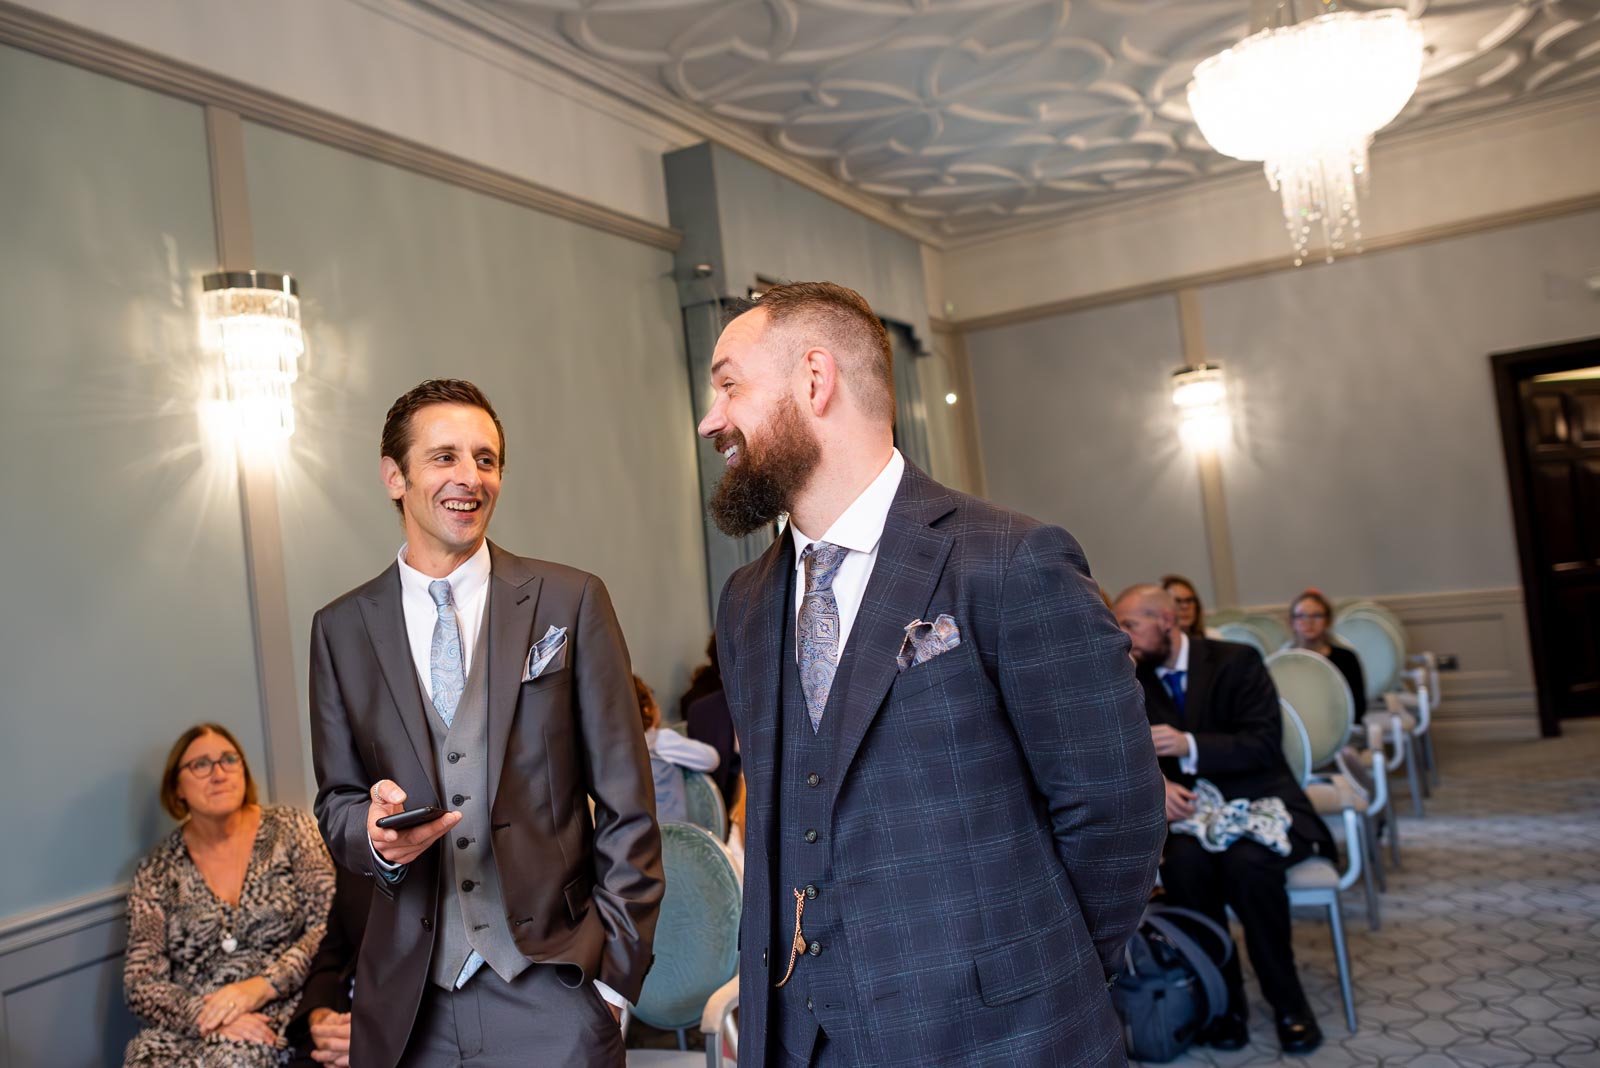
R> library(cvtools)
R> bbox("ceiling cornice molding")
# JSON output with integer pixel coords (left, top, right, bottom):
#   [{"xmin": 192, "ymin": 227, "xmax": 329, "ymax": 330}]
[
  {"xmin": 415, "ymin": 0, "xmax": 947, "ymax": 249},
  {"xmin": 949, "ymin": 192, "xmax": 1600, "ymax": 335}
]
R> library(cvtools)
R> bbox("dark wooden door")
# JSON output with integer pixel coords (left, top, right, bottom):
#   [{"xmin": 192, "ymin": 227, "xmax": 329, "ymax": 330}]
[{"xmin": 1495, "ymin": 337, "xmax": 1600, "ymax": 736}]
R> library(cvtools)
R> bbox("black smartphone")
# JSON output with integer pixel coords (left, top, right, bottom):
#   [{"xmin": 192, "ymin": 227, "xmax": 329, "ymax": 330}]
[{"xmin": 376, "ymin": 805, "xmax": 447, "ymax": 830}]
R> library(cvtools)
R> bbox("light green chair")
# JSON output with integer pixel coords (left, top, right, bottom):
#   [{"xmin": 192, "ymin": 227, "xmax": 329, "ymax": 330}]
[
  {"xmin": 628, "ymin": 822, "xmax": 741, "ymax": 1067},
  {"xmin": 682, "ymin": 770, "xmax": 728, "ymax": 841},
  {"xmin": 1243, "ymin": 612, "xmax": 1291, "ymax": 653},
  {"xmin": 1279, "ymin": 703, "xmax": 1362, "ymax": 1032},
  {"xmin": 1216, "ymin": 620, "xmax": 1271, "ymax": 658},
  {"xmin": 1334, "ymin": 606, "xmax": 1430, "ymax": 815}
]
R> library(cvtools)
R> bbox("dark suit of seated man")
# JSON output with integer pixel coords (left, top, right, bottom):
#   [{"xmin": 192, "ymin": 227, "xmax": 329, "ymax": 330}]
[
  {"xmin": 285, "ymin": 861, "xmax": 371, "ymax": 1067},
  {"xmin": 1113, "ymin": 584, "xmax": 1333, "ymax": 1055}
]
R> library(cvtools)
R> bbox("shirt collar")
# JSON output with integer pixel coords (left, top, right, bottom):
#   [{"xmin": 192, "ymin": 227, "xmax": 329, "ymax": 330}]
[
  {"xmin": 397, "ymin": 539, "xmax": 491, "ymax": 606},
  {"xmin": 790, "ymin": 449, "xmax": 905, "ymax": 569},
  {"xmin": 1157, "ymin": 631, "xmax": 1190, "ymax": 677}
]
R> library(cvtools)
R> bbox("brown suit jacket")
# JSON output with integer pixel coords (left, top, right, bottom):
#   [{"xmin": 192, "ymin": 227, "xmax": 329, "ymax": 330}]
[{"xmin": 309, "ymin": 542, "xmax": 663, "ymax": 1068}]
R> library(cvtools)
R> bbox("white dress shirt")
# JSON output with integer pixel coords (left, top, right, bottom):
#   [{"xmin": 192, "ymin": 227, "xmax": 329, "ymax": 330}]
[
  {"xmin": 788, "ymin": 448, "xmax": 905, "ymax": 654},
  {"xmin": 1154, "ymin": 631, "xmax": 1200, "ymax": 775},
  {"xmin": 380, "ymin": 540, "xmax": 622, "ymax": 1007}
]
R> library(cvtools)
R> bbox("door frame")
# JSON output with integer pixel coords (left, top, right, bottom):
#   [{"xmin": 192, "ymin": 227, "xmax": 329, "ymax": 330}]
[{"xmin": 1491, "ymin": 335, "xmax": 1600, "ymax": 738}]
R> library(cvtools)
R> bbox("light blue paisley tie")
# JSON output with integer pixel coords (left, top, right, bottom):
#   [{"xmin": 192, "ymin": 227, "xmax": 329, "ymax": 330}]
[
  {"xmin": 797, "ymin": 542, "xmax": 849, "ymax": 733},
  {"xmin": 428, "ymin": 580, "xmax": 465, "ymax": 728}
]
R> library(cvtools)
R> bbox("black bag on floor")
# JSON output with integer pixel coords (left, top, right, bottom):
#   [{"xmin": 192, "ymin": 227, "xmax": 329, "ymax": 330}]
[{"xmin": 1109, "ymin": 905, "xmax": 1234, "ymax": 1063}]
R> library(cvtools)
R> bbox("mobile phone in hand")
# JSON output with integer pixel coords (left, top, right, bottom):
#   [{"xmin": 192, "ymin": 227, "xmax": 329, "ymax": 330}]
[{"xmin": 375, "ymin": 805, "xmax": 447, "ymax": 830}]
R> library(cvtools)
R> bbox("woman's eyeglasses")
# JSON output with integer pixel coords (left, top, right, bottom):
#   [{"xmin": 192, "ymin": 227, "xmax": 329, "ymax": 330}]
[{"xmin": 181, "ymin": 752, "xmax": 243, "ymax": 777}]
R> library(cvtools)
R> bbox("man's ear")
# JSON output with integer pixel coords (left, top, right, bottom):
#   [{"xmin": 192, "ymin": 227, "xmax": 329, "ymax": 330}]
[
  {"xmin": 803, "ymin": 346, "xmax": 840, "ymax": 417},
  {"xmin": 381, "ymin": 455, "xmax": 406, "ymax": 503}
]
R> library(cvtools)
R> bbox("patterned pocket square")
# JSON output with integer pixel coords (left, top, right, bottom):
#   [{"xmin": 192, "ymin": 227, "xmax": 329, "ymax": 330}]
[
  {"xmin": 897, "ymin": 614, "xmax": 961, "ymax": 672},
  {"xmin": 522, "ymin": 625, "xmax": 568, "ymax": 682}
]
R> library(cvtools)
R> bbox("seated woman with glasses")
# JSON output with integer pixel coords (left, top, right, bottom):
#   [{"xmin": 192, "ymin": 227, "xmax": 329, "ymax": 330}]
[
  {"xmin": 1289, "ymin": 589, "xmax": 1367, "ymax": 710},
  {"xmin": 1162, "ymin": 573, "xmax": 1220, "ymax": 639},
  {"xmin": 122, "ymin": 723, "xmax": 334, "ymax": 1067}
]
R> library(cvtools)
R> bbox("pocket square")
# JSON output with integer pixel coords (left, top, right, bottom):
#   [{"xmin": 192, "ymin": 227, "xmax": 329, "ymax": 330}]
[
  {"xmin": 522, "ymin": 625, "xmax": 568, "ymax": 682},
  {"xmin": 897, "ymin": 614, "xmax": 961, "ymax": 672}
]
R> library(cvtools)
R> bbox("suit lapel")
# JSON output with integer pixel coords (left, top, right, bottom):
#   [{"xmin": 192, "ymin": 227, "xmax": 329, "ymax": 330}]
[
  {"xmin": 485, "ymin": 543, "xmax": 541, "ymax": 809},
  {"xmin": 739, "ymin": 531, "xmax": 793, "ymax": 853},
  {"xmin": 827, "ymin": 466, "xmax": 954, "ymax": 804},
  {"xmin": 356, "ymin": 564, "xmax": 440, "ymax": 798},
  {"xmin": 1185, "ymin": 635, "xmax": 1215, "ymax": 730}
]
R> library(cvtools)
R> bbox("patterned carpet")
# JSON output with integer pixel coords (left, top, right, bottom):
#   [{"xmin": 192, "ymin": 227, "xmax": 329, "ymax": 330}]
[{"xmin": 1144, "ymin": 720, "xmax": 1600, "ymax": 1067}]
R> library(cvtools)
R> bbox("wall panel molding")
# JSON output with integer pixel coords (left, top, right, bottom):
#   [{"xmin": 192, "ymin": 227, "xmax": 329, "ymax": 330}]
[{"xmin": 0, "ymin": 0, "xmax": 680, "ymax": 252}]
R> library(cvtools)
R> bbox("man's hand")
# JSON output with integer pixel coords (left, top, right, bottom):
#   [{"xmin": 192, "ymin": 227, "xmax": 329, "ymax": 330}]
[
  {"xmin": 214, "ymin": 1011, "xmax": 279, "ymax": 1045},
  {"xmin": 1163, "ymin": 780, "xmax": 1197, "ymax": 823},
  {"xmin": 308, "ymin": 1007, "xmax": 352, "ymax": 1065},
  {"xmin": 1150, "ymin": 724, "xmax": 1191, "ymax": 759},
  {"xmin": 367, "ymin": 780, "xmax": 461, "ymax": 865},
  {"xmin": 197, "ymin": 976, "xmax": 275, "ymax": 1034}
]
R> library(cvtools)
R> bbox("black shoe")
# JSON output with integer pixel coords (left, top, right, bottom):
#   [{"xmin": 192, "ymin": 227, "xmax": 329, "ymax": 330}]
[
  {"xmin": 1196, "ymin": 1009, "xmax": 1248, "ymax": 1050},
  {"xmin": 1276, "ymin": 1009, "xmax": 1323, "ymax": 1054}
]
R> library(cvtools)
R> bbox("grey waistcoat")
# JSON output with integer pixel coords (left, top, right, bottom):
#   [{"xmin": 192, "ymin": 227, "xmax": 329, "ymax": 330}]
[{"xmin": 422, "ymin": 614, "xmax": 529, "ymax": 989}]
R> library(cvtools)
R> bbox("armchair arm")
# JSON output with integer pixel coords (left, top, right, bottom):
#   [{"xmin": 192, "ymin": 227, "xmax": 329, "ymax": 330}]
[{"xmin": 701, "ymin": 976, "xmax": 739, "ymax": 1068}]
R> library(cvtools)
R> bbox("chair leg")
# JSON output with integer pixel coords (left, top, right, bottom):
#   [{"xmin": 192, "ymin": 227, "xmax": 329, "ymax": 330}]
[
  {"xmin": 1361, "ymin": 837, "xmax": 1382, "ymax": 930},
  {"xmin": 1364, "ymin": 814, "xmax": 1386, "ymax": 893},
  {"xmin": 1406, "ymin": 747, "xmax": 1426, "ymax": 817},
  {"xmin": 1327, "ymin": 899, "xmax": 1357, "ymax": 1032},
  {"xmin": 1423, "ymin": 730, "xmax": 1440, "ymax": 788},
  {"xmin": 677, "ymin": 1028, "xmax": 689, "ymax": 1051},
  {"xmin": 1387, "ymin": 807, "xmax": 1401, "ymax": 870}
]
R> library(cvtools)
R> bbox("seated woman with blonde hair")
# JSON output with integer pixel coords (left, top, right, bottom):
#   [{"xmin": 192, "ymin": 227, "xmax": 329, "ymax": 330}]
[{"xmin": 122, "ymin": 723, "xmax": 334, "ymax": 1067}]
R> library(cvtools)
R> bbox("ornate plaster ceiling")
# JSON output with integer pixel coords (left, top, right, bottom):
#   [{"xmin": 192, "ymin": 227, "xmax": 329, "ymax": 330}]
[{"xmin": 420, "ymin": 0, "xmax": 1600, "ymax": 239}]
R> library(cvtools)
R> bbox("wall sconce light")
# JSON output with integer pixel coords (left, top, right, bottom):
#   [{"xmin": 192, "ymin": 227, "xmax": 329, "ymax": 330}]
[
  {"xmin": 945, "ymin": 392, "xmax": 958, "ymax": 405},
  {"xmin": 201, "ymin": 270, "xmax": 304, "ymax": 440},
  {"xmin": 1172, "ymin": 363, "xmax": 1229, "ymax": 450}
]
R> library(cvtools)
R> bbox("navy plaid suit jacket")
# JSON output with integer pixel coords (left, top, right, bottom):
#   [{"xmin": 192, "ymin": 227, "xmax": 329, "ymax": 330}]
[{"xmin": 716, "ymin": 464, "xmax": 1166, "ymax": 1067}]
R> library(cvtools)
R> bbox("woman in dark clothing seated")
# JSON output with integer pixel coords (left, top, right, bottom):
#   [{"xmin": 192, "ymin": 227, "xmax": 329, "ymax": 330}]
[{"xmin": 1289, "ymin": 589, "xmax": 1367, "ymax": 710}]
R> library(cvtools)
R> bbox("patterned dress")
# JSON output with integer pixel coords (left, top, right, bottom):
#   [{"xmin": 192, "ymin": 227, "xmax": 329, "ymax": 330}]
[{"xmin": 122, "ymin": 805, "xmax": 335, "ymax": 1067}]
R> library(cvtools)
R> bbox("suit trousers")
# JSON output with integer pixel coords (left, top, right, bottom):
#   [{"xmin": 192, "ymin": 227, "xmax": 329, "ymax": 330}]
[
  {"xmin": 1159, "ymin": 832, "xmax": 1314, "ymax": 1018},
  {"xmin": 402, "ymin": 964, "xmax": 624, "ymax": 1068}
]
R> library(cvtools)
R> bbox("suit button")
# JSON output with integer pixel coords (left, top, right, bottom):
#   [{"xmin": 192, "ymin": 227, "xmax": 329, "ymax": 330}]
[
  {"xmin": 452, "ymin": 794, "xmax": 465, "ymax": 806},
  {"xmin": 457, "ymin": 837, "xmax": 469, "ymax": 850},
  {"xmin": 804, "ymin": 884, "xmax": 817, "ymax": 900},
  {"xmin": 806, "ymin": 772, "xmax": 820, "ymax": 787},
  {"xmin": 447, "ymin": 752, "xmax": 461, "ymax": 764},
  {"xmin": 421, "ymin": 917, "xmax": 433, "ymax": 931},
  {"xmin": 461, "ymin": 879, "xmax": 475, "ymax": 892},
  {"xmin": 808, "ymin": 941, "xmax": 822, "ymax": 957},
  {"xmin": 761, "ymin": 948, "xmax": 768, "ymax": 968},
  {"xmin": 806, "ymin": 997, "xmax": 813, "ymax": 1011},
  {"xmin": 803, "ymin": 829, "xmax": 817, "ymax": 843}
]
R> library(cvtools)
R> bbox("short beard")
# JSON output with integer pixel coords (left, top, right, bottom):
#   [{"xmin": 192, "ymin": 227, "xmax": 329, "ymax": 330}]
[{"xmin": 708, "ymin": 396, "xmax": 821, "ymax": 538}]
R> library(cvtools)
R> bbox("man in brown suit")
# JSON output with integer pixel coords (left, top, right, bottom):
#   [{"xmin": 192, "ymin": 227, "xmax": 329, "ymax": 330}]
[{"xmin": 310, "ymin": 379, "xmax": 663, "ymax": 1068}]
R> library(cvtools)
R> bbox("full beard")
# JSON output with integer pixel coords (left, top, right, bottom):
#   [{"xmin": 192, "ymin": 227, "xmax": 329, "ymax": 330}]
[{"xmin": 708, "ymin": 396, "xmax": 822, "ymax": 538}]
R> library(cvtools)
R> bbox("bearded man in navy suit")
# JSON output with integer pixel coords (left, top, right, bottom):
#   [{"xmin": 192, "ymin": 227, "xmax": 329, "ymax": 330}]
[{"xmin": 697, "ymin": 282, "xmax": 1166, "ymax": 1067}]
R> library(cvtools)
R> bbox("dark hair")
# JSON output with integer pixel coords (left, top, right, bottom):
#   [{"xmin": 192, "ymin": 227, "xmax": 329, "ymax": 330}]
[
  {"xmin": 633, "ymin": 675, "xmax": 661, "ymax": 732},
  {"xmin": 159, "ymin": 723, "xmax": 258, "ymax": 821},
  {"xmin": 755, "ymin": 281, "xmax": 896, "ymax": 422},
  {"xmin": 1291, "ymin": 588, "xmax": 1334, "ymax": 623},
  {"xmin": 678, "ymin": 634, "xmax": 723, "ymax": 720},
  {"xmin": 1161, "ymin": 573, "xmax": 1206, "ymax": 637},
  {"xmin": 380, "ymin": 379, "xmax": 506, "ymax": 515}
]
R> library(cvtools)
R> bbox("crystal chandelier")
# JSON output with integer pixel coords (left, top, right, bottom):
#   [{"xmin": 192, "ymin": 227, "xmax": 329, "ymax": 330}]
[
  {"xmin": 1188, "ymin": 6, "xmax": 1424, "ymax": 265},
  {"xmin": 200, "ymin": 271, "xmax": 304, "ymax": 440}
]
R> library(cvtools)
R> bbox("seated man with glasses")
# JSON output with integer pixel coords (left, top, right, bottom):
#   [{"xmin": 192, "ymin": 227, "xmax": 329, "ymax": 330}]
[{"xmin": 122, "ymin": 723, "xmax": 335, "ymax": 1067}]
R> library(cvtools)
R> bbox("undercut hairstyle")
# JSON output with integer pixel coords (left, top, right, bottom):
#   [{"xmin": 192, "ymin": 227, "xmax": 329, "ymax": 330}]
[
  {"xmin": 159, "ymin": 723, "xmax": 258, "ymax": 821},
  {"xmin": 380, "ymin": 378, "xmax": 506, "ymax": 515},
  {"xmin": 755, "ymin": 281, "xmax": 896, "ymax": 424}
]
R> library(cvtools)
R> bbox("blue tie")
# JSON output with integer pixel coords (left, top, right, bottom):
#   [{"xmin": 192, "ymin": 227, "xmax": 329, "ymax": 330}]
[
  {"xmin": 797, "ymin": 543, "xmax": 849, "ymax": 733},
  {"xmin": 1163, "ymin": 670, "xmax": 1187, "ymax": 720},
  {"xmin": 428, "ymin": 580, "xmax": 465, "ymax": 728}
]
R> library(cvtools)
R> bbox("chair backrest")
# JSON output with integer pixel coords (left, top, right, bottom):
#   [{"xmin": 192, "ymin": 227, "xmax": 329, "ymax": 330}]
[
  {"xmin": 632, "ymin": 822, "xmax": 742, "ymax": 1030},
  {"xmin": 1242, "ymin": 612, "xmax": 1291, "ymax": 653},
  {"xmin": 1339, "ymin": 599, "xmax": 1406, "ymax": 640},
  {"xmin": 1330, "ymin": 610, "xmax": 1404, "ymax": 698},
  {"xmin": 1216, "ymin": 621, "xmax": 1270, "ymax": 657},
  {"xmin": 1207, "ymin": 608, "xmax": 1245, "ymax": 628},
  {"xmin": 682, "ymin": 770, "xmax": 727, "ymax": 839},
  {"xmin": 1279, "ymin": 699, "xmax": 1312, "ymax": 788},
  {"xmin": 1265, "ymin": 649, "xmax": 1354, "ymax": 769}
]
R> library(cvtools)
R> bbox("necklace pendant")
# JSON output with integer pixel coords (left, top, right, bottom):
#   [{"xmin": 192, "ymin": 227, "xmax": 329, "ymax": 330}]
[{"xmin": 221, "ymin": 935, "xmax": 238, "ymax": 953}]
